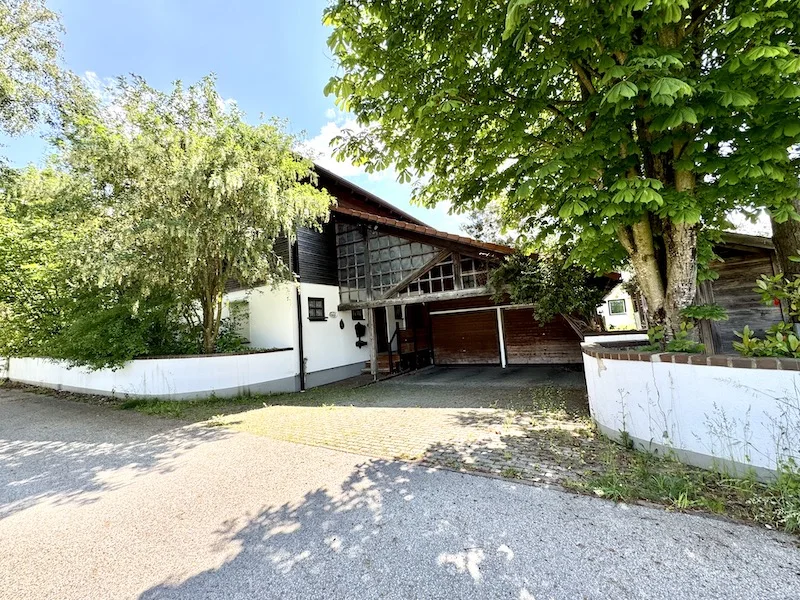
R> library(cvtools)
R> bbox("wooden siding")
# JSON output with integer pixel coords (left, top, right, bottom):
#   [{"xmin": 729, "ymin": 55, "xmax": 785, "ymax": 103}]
[
  {"xmin": 431, "ymin": 311, "xmax": 500, "ymax": 365},
  {"xmin": 503, "ymin": 309, "xmax": 583, "ymax": 364},
  {"xmin": 297, "ymin": 222, "xmax": 338, "ymax": 286},
  {"xmin": 710, "ymin": 251, "xmax": 783, "ymax": 352}
]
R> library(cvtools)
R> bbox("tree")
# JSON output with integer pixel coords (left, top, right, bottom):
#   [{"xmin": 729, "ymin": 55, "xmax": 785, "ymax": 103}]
[
  {"xmin": 772, "ymin": 204, "xmax": 800, "ymax": 278},
  {"xmin": 58, "ymin": 75, "xmax": 334, "ymax": 353},
  {"xmin": 0, "ymin": 0, "xmax": 64, "ymax": 137},
  {"xmin": 461, "ymin": 199, "xmax": 515, "ymax": 246},
  {"xmin": 324, "ymin": 0, "xmax": 800, "ymax": 337}
]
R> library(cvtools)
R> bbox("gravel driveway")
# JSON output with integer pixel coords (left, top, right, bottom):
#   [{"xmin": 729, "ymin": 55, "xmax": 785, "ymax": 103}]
[{"xmin": 2, "ymin": 386, "xmax": 800, "ymax": 599}]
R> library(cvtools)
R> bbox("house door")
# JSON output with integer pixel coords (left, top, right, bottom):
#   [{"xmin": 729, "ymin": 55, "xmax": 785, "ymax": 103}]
[{"xmin": 375, "ymin": 307, "xmax": 389, "ymax": 353}]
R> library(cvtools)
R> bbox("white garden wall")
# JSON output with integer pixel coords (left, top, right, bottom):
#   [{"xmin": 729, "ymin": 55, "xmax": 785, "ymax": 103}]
[
  {"xmin": 582, "ymin": 346, "xmax": 800, "ymax": 478},
  {"xmin": 6, "ymin": 350, "xmax": 297, "ymax": 400}
]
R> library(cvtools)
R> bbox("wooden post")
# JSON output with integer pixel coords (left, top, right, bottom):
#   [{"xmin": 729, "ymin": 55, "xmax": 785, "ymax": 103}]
[{"xmin": 368, "ymin": 307, "xmax": 378, "ymax": 380}]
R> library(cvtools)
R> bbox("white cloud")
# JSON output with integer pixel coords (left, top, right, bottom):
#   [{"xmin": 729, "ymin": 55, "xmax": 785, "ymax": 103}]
[{"xmin": 301, "ymin": 111, "xmax": 398, "ymax": 184}]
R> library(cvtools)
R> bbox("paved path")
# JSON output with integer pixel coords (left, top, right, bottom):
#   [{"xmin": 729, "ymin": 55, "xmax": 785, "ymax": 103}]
[
  {"xmin": 228, "ymin": 367, "xmax": 606, "ymax": 484},
  {"xmin": 2, "ymin": 387, "xmax": 800, "ymax": 599}
]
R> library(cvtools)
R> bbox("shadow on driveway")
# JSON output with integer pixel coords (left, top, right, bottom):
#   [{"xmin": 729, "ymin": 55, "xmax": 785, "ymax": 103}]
[{"xmin": 0, "ymin": 388, "xmax": 231, "ymax": 519}]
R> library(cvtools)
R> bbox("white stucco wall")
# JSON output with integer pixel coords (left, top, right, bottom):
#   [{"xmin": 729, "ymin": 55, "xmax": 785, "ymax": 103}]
[
  {"xmin": 299, "ymin": 282, "xmax": 370, "ymax": 377},
  {"xmin": 584, "ymin": 332, "xmax": 649, "ymax": 345},
  {"xmin": 7, "ymin": 351, "xmax": 298, "ymax": 400},
  {"xmin": 582, "ymin": 349, "xmax": 800, "ymax": 477},
  {"xmin": 223, "ymin": 283, "xmax": 298, "ymax": 350}
]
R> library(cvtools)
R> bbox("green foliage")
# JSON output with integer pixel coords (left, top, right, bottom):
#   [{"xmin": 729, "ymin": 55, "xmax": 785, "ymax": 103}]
[
  {"xmin": 642, "ymin": 305, "xmax": 725, "ymax": 352},
  {"xmin": 0, "ymin": 0, "xmax": 64, "ymax": 138},
  {"xmin": 680, "ymin": 303, "xmax": 728, "ymax": 323},
  {"xmin": 488, "ymin": 249, "xmax": 609, "ymax": 325},
  {"xmin": 734, "ymin": 273, "xmax": 800, "ymax": 358},
  {"xmin": 643, "ymin": 322, "xmax": 706, "ymax": 353},
  {"xmin": 57, "ymin": 74, "xmax": 334, "ymax": 353},
  {"xmin": 585, "ymin": 446, "xmax": 800, "ymax": 533},
  {"xmin": 324, "ymin": 0, "xmax": 800, "ymax": 333},
  {"xmin": 734, "ymin": 323, "xmax": 800, "ymax": 358},
  {"xmin": 754, "ymin": 273, "xmax": 800, "ymax": 319}
]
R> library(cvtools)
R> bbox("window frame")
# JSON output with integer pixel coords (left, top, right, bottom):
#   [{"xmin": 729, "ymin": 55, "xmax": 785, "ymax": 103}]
[
  {"xmin": 607, "ymin": 299, "xmax": 627, "ymax": 316},
  {"xmin": 308, "ymin": 297, "xmax": 327, "ymax": 321}
]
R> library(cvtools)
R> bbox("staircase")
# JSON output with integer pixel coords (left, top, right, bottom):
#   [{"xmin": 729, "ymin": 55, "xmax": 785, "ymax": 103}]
[{"xmin": 361, "ymin": 352, "xmax": 399, "ymax": 375}]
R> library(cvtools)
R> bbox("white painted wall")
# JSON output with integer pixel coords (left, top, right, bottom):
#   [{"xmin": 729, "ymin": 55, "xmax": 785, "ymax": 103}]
[
  {"xmin": 223, "ymin": 283, "xmax": 298, "ymax": 350},
  {"xmin": 584, "ymin": 332, "xmax": 649, "ymax": 345},
  {"xmin": 582, "ymin": 350, "xmax": 800, "ymax": 476},
  {"xmin": 298, "ymin": 282, "xmax": 371, "ymax": 375},
  {"xmin": 7, "ymin": 351, "xmax": 297, "ymax": 400}
]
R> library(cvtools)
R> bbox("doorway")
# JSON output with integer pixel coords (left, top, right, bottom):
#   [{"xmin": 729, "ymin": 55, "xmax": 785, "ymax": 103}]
[{"xmin": 374, "ymin": 307, "xmax": 389, "ymax": 353}]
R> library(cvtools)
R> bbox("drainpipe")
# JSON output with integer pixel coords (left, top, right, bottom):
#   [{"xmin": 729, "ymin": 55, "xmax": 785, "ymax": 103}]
[
  {"xmin": 291, "ymin": 240, "xmax": 305, "ymax": 392},
  {"xmin": 295, "ymin": 286, "xmax": 306, "ymax": 391}
]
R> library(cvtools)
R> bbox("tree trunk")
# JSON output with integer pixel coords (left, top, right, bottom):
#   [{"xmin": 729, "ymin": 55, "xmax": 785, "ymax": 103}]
[
  {"xmin": 201, "ymin": 293, "xmax": 218, "ymax": 354},
  {"xmin": 618, "ymin": 216, "xmax": 666, "ymax": 329},
  {"xmin": 662, "ymin": 220, "xmax": 698, "ymax": 337},
  {"xmin": 771, "ymin": 206, "xmax": 800, "ymax": 278}
]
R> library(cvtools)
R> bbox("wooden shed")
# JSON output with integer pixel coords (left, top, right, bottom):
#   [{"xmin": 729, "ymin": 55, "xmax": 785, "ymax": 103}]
[{"xmin": 698, "ymin": 233, "xmax": 785, "ymax": 354}]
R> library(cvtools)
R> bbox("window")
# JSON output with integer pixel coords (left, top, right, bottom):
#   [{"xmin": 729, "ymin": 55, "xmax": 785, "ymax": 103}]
[
  {"xmin": 308, "ymin": 297, "xmax": 326, "ymax": 321},
  {"xmin": 608, "ymin": 299, "xmax": 627, "ymax": 315},
  {"xmin": 351, "ymin": 309, "xmax": 364, "ymax": 321},
  {"xmin": 394, "ymin": 305, "xmax": 403, "ymax": 320}
]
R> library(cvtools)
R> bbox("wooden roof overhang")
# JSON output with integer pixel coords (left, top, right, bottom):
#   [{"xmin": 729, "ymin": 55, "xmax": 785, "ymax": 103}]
[{"xmin": 332, "ymin": 205, "xmax": 514, "ymax": 261}]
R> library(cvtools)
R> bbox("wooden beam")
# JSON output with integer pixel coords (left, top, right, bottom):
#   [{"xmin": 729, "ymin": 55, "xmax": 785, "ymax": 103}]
[
  {"xmin": 452, "ymin": 252, "xmax": 463, "ymax": 291},
  {"xmin": 363, "ymin": 226, "xmax": 374, "ymax": 301},
  {"xmin": 380, "ymin": 249, "xmax": 451, "ymax": 300},
  {"xmin": 339, "ymin": 286, "xmax": 492, "ymax": 311}
]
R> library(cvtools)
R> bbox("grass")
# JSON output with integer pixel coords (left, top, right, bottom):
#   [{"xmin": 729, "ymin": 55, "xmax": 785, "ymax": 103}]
[{"xmin": 567, "ymin": 444, "xmax": 800, "ymax": 534}]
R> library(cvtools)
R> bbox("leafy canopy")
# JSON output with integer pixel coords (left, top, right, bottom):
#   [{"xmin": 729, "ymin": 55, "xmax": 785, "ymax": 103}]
[
  {"xmin": 0, "ymin": 0, "xmax": 64, "ymax": 137},
  {"xmin": 324, "ymin": 0, "xmax": 800, "ymax": 275},
  {"xmin": 57, "ymin": 75, "xmax": 335, "ymax": 353}
]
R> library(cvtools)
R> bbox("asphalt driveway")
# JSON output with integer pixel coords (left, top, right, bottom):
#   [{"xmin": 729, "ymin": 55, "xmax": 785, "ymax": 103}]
[{"xmin": 2, "ymin": 386, "xmax": 800, "ymax": 599}]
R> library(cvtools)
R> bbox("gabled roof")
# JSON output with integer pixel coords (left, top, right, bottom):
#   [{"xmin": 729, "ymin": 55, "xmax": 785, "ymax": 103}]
[
  {"xmin": 313, "ymin": 164, "xmax": 427, "ymax": 226},
  {"xmin": 332, "ymin": 205, "xmax": 515, "ymax": 257}
]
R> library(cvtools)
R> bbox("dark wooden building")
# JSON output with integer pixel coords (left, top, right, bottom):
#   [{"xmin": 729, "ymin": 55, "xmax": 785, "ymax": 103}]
[{"xmin": 699, "ymin": 233, "xmax": 784, "ymax": 354}]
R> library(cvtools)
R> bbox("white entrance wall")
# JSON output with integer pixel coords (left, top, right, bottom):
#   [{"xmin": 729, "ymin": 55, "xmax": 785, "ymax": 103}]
[
  {"xmin": 298, "ymin": 282, "xmax": 371, "ymax": 386},
  {"xmin": 582, "ymin": 345, "xmax": 800, "ymax": 478}
]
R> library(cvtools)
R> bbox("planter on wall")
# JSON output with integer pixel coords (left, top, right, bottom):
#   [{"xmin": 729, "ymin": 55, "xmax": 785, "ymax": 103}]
[{"xmin": 582, "ymin": 344, "xmax": 800, "ymax": 479}]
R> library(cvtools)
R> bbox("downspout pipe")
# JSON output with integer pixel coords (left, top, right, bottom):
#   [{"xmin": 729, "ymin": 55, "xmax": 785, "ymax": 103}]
[
  {"xmin": 296, "ymin": 285, "xmax": 305, "ymax": 391},
  {"xmin": 291, "ymin": 240, "xmax": 305, "ymax": 392}
]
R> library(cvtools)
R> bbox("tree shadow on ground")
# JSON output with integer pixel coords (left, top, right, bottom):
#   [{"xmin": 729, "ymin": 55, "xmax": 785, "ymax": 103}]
[
  {"xmin": 0, "ymin": 390, "xmax": 232, "ymax": 518},
  {"xmin": 137, "ymin": 459, "xmax": 546, "ymax": 600}
]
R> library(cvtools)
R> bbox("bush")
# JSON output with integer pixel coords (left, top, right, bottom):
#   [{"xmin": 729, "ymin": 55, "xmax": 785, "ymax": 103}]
[{"xmin": 734, "ymin": 274, "xmax": 800, "ymax": 359}]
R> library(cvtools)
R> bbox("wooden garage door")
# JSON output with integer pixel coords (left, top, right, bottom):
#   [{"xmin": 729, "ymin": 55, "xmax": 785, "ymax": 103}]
[
  {"xmin": 503, "ymin": 309, "xmax": 583, "ymax": 364},
  {"xmin": 431, "ymin": 311, "xmax": 500, "ymax": 365}
]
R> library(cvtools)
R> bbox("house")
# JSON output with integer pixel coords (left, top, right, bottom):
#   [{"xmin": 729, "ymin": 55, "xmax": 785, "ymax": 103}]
[
  {"xmin": 596, "ymin": 281, "xmax": 645, "ymax": 331},
  {"xmin": 223, "ymin": 165, "xmax": 587, "ymax": 390}
]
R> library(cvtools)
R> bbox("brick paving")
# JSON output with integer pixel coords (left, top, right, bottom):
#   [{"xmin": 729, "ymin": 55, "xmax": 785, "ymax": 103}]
[{"xmin": 219, "ymin": 368, "xmax": 611, "ymax": 486}]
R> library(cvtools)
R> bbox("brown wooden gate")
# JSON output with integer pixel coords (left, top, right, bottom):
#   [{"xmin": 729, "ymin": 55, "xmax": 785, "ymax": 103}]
[{"xmin": 431, "ymin": 311, "xmax": 500, "ymax": 365}]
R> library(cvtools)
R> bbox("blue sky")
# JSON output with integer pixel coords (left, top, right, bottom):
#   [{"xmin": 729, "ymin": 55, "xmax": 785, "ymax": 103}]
[{"xmin": 0, "ymin": 0, "xmax": 463, "ymax": 232}]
